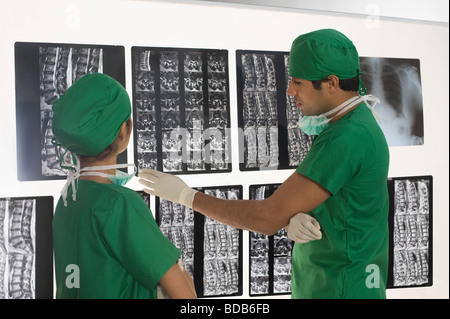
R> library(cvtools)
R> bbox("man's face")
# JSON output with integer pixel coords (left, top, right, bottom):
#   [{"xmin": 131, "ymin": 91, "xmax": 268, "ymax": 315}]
[{"xmin": 287, "ymin": 77, "xmax": 329, "ymax": 116}]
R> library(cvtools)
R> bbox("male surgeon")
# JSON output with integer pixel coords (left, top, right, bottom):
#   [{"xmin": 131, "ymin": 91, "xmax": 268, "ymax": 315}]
[{"xmin": 139, "ymin": 29, "xmax": 390, "ymax": 299}]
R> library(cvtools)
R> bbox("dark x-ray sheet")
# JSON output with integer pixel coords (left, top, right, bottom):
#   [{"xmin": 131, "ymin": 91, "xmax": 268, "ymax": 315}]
[
  {"xmin": 0, "ymin": 196, "xmax": 53, "ymax": 299},
  {"xmin": 387, "ymin": 175, "xmax": 432, "ymax": 289},
  {"xmin": 155, "ymin": 186, "xmax": 242, "ymax": 298},
  {"xmin": 248, "ymin": 184, "xmax": 293, "ymax": 296},
  {"xmin": 132, "ymin": 47, "xmax": 231, "ymax": 174},
  {"xmin": 15, "ymin": 42, "xmax": 126, "ymax": 181},
  {"xmin": 236, "ymin": 50, "xmax": 314, "ymax": 171},
  {"xmin": 360, "ymin": 57, "xmax": 424, "ymax": 146}
]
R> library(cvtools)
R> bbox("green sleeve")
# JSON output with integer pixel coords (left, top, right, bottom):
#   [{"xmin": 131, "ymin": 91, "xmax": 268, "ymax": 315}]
[{"xmin": 97, "ymin": 191, "xmax": 181, "ymax": 290}]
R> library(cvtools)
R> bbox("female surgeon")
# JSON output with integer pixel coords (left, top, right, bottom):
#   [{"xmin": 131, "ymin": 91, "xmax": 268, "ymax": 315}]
[{"xmin": 51, "ymin": 73, "xmax": 196, "ymax": 299}]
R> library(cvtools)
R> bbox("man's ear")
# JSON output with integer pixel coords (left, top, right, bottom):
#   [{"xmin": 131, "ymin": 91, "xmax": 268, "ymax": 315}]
[{"xmin": 326, "ymin": 75, "xmax": 340, "ymax": 92}]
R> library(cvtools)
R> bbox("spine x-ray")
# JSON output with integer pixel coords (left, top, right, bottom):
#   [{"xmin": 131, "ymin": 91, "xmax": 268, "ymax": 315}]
[
  {"xmin": 236, "ymin": 50, "xmax": 313, "ymax": 171},
  {"xmin": 132, "ymin": 47, "xmax": 231, "ymax": 175},
  {"xmin": 202, "ymin": 188, "xmax": 241, "ymax": 297},
  {"xmin": 157, "ymin": 199, "xmax": 195, "ymax": 278},
  {"xmin": 0, "ymin": 196, "xmax": 53, "ymax": 299},
  {"xmin": 0, "ymin": 199, "xmax": 35, "ymax": 299},
  {"xmin": 249, "ymin": 184, "xmax": 293, "ymax": 296},
  {"xmin": 156, "ymin": 186, "xmax": 242, "ymax": 298},
  {"xmin": 387, "ymin": 176, "xmax": 432, "ymax": 289},
  {"xmin": 360, "ymin": 57, "xmax": 424, "ymax": 146},
  {"xmin": 15, "ymin": 42, "xmax": 126, "ymax": 181},
  {"xmin": 39, "ymin": 46, "xmax": 103, "ymax": 177}
]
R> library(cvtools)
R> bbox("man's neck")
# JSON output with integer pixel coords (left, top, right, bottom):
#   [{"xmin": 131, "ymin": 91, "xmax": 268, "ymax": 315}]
[{"xmin": 328, "ymin": 91, "xmax": 360, "ymax": 124}]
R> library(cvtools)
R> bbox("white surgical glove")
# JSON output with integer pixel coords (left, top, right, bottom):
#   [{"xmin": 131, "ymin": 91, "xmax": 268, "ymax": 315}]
[
  {"xmin": 287, "ymin": 213, "xmax": 322, "ymax": 243},
  {"xmin": 138, "ymin": 168, "xmax": 198, "ymax": 209}
]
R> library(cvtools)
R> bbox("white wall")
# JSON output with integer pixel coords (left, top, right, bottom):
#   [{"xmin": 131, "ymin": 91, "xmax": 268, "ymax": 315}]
[
  {"xmin": 202, "ymin": 0, "xmax": 450, "ymax": 23},
  {"xmin": 0, "ymin": 0, "xmax": 448, "ymax": 299}
]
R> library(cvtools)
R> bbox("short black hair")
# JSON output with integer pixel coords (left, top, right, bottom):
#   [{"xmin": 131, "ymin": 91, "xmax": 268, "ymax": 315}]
[{"xmin": 311, "ymin": 76, "xmax": 359, "ymax": 92}]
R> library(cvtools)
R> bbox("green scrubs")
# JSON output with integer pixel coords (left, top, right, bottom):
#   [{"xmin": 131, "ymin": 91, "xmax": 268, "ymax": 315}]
[
  {"xmin": 53, "ymin": 181, "xmax": 181, "ymax": 299},
  {"xmin": 292, "ymin": 103, "xmax": 390, "ymax": 299}
]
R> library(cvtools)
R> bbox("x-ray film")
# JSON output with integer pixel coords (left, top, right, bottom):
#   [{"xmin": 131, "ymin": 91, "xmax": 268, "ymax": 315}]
[
  {"xmin": 360, "ymin": 57, "xmax": 424, "ymax": 146},
  {"xmin": 249, "ymin": 184, "xmax": 293, "ymax": 296},
  {"xmin": 202, "ymin": 187, "xmax": 241, "ymax": 297},
  {"xmin": 156, "ymin": 198, "xmax": 195, "ymax": 279},
  {"xmin": 155, "ymin": 186, "xmax": 242, "ymax": 298},
  {"xmin": 387, "ymin": 176, "xmax": 432, "ymax": 289},
  {"xmin": 15, "ymin": 42, "xmax": 126, "ymax": 181},
  {"xmin": 236, "ymin": 50, "xmax": 314, "ymax": 171},
  {"xmin": 136, "ymin": 191, "xmax": 151, "ymax": 208},
  {"xmin": 0, "ymin": 196, "xmax": 53, "ymax": 299},
  {"xmin": 132, "ymin": 47, "xmax": 231, "ymax": 175}
]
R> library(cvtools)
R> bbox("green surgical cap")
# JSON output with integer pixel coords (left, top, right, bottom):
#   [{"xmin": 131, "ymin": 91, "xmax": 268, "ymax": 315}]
[
  {"xmin": 289, "ymin": 29, "xmax": 366, "ymax": 95},
  {"xmin": 52, "ymin": 73, "xmax": 131, "ymax": 156}
]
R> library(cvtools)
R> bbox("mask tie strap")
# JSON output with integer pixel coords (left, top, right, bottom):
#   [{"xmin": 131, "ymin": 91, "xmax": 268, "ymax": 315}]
[
  {"xmin": 80, "ymin": 163, "xmax": 136, "ymax": 173},
  {"xmin": 311, "ymin": 95, "xmax": 361, "ymax": 126},
  {"xmin": 319, "ymin": 95, "xmax": 360, "ymax": 118},
  {"xmin": 59, "ymin": 151, "xmax": 81, "ymax": 206},
  {"xmin": 362, "ymin": 94, "xmax": 392, "ymax": 122},
  {"xmin": 79, "ymin": 163, "xmax": 136, "ymax": 177},
  {"xmin": 331, "ymin": 95, "xmax": 365, "ymax": 119},
  {"xmin": 78, "ymin": 163, "xmax": 137, "ymax": 185},
  {"xmin": 358, "ymin": 70, "xmax": 368, "ymax": 96}
]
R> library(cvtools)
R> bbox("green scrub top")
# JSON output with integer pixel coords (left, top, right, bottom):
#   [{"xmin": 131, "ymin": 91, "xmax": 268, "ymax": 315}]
[
  {"xmin": 53, "ymin": 180, "xmax": 181, "ymax": 299},
  {"xmin": 292, "ymin": 103, "xmax": 390, "ymax": 299}
]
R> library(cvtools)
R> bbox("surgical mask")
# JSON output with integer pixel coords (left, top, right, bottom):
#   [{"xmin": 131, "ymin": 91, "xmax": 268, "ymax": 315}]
[
  {"xmin": 59, "ymin": 151, "xmax": 136, "ymax": 206},
  {"xmin": 297, "ymin": 94, "xmax": 381, "ymax": 136}
]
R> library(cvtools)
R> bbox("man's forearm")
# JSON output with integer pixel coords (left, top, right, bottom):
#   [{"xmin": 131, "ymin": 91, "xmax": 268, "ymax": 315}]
[
  {"xmin": 138, "ymin": 168, "xmax": 329, "ymax": 235},
  {"xmin": 192, "ymin": 191, "xmax": 285, "ymax": 235}
]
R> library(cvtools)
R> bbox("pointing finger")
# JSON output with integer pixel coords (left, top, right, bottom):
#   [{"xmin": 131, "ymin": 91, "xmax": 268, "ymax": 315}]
[
  {"xmin": 138, "ymin": 178, "xmax": 156, "ymax": 189},
  {"xmin": 138, "ymin": 171, "xmax": 160, "ymax": 182}
]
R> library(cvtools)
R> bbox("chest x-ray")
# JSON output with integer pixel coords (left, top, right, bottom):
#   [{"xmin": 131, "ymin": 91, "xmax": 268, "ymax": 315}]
[{"xmin": 360, "ymin": 57, "xmax": 424, "ymax": 146}]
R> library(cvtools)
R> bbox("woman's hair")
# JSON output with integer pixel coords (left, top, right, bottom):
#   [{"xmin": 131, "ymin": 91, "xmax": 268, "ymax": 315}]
[
  {"xmin": 311, "ymin": 75, "xmax": 359, "ymax": 92},
  {"xmin": 78, "ymin": 118, "xmax": 132, "ymax": 165}
]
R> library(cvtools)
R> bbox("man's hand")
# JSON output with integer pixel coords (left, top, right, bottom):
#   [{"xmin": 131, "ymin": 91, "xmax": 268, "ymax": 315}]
[
  {"xmin": 138, "ymin": 168, "xmax": 198, "ymax": 209},
  {"xmin": 286, "ymin": 213, "xmax": 322, "ymax": 243}
]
